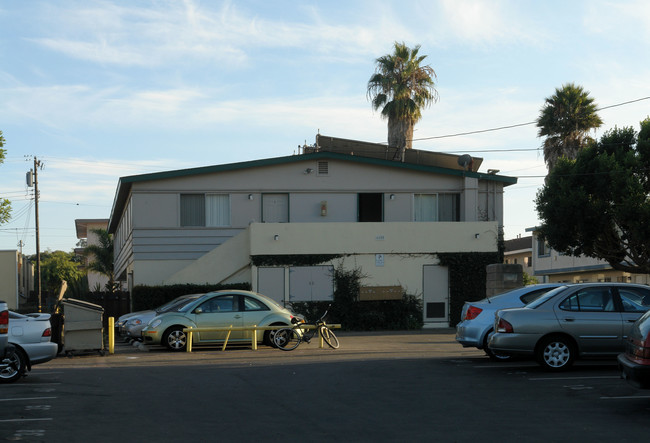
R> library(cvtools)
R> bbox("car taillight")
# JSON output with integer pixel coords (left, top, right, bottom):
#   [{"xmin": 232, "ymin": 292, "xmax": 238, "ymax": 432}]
[
  {"xmin": 496, "ymin": 318, "xmax": 514, "ymax": 333},
  {"xmin": 0, "ymin": 310, "xmax": 8, "ymax": 334},
  {"xmin": 626, "ymin": 333, "xmax": 650, "ymax": 365},
  {"xmin": 42, "ymin": 328, "xmax": 52, "ymax": 338},
  {"xmin": 464, "ymin": 305, "xmax": 483, "ymax": 321}
]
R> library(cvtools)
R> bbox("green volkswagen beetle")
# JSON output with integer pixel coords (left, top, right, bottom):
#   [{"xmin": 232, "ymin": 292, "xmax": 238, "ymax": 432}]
[{"xmin": 141, "ymin": 290, "xmax": 298, "ymax": 351}]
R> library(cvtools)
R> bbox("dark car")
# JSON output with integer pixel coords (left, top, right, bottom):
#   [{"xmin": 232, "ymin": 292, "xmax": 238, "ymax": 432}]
[{"xmin": 618, "ymin": 309, "xmax": 650, "ymax": 388}]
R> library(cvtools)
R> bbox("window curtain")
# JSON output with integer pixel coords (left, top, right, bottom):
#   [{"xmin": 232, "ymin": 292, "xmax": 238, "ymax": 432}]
[
  {"xmin": 414, "ymin": 194, "xmax": 437, "ymax": 221},
  {"xmin": 206, "ymin": 194, "xmax": 230, "ymax": 227}
]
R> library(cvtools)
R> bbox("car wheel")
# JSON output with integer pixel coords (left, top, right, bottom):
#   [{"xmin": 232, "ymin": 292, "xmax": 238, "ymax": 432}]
[
  {"xmin": 536, "ymin": 336, "xmax": 575, "ymax": 371},
  {"xmin": 0, "ymin": 348, "xmax": 26, "ymax": 383},
  {"xmin": 483, "ymin": 333, "xmax": 513, "ymax": 361},
  {"xmin": 263, "ymin": 324, "xmax": 288, "ymax": 348},
  {"xmin": 163, "ymin": 326, "xmax": 187, "ymax": 352}
]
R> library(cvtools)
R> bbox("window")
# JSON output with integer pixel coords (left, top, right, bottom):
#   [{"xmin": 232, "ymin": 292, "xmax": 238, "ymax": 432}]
[
  {"xmin": 244, "ymin": 296, "xmax": 270, "ymax": 311},
  {"xmin": 526, "ymin": 256, "xmax": 532, "ymax": 267},
  {"xmin": 358, "ymin": 193, "xmax": 383, "ymax": 222},
  {"xmin": 198, "ymin": 295, "xmax": 238, "ymax": 313},
  {"xmin": 537, "ymin": 238, "xmax": 550, "ymax": 257},
  {"xmin": 414, "ymin": 194, "xmax": 460, "ymax": 222},
  {"xmin": 559, "ymin": 288, "xmax": 615, "ymax": 312},
  {"xmin": 619, "ymin": 288, "xmax": 650, "ymax": 313},
  {"xmin": 181, "ymin": 194, "xmax": 230, "ymax": 227}
]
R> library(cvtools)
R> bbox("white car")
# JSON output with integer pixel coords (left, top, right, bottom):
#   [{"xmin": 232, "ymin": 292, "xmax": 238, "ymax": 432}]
[{"xmin": 0, "ymin": 311, "xmax": 59, "ymax": 382}]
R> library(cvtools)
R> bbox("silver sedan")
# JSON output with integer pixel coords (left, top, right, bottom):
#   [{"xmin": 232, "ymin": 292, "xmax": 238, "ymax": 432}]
[{"xmin": 489, "ymin": 283, "xmax": 650, "ymax": 371}]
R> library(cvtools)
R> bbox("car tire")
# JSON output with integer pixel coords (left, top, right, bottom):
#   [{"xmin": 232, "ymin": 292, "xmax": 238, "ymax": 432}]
[
  {"xmin": 536, "ymin": 335, "xmax": 575, "ymax": 371},
  {"xmin": 163, "ymin": 326, "xmax": 187, "ymax": 352},
  {"xmin": 0, "ymin": 348, "xmax": 26, "ymax": 383},
  {"xmin": 263, "ymin": 325, "xmax": 286, "ymax": 348},
  {"xmin": 483, "ymin": 333, "xmax": 513, "ymax": 361}
]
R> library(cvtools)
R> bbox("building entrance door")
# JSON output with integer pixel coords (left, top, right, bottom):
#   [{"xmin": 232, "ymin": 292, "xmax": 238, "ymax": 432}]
[{"xmin": 423, "ymin": 265, "xmax": 449, "ymax": 325}]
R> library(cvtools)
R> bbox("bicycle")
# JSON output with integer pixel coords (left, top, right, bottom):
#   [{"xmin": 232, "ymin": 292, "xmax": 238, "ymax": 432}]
[{"xmin": 273, "ymin": 305, "xmax": 339, "ymax": 351}]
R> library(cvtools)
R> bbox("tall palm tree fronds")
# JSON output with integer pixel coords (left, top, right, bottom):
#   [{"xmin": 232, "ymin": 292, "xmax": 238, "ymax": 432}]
[
  {"xmin": 367, "ymin": 42, "xmax": 439, "ymax": 158},
  {"xmin": 537, "ymin": 83, "xmax": 603, "ymax": 171},
  {"xmin": 83, "ymin": 228, "xmax": 117, "ymax": 292}
]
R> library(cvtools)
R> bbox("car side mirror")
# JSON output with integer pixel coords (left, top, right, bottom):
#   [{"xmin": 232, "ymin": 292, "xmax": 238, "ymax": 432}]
[{"xmin": 194, "ymin": 307, "xmax": 203, "ymax": 314}]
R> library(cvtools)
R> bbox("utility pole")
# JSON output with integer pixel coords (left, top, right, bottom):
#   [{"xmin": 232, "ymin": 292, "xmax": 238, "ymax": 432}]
[{"xmin": 28, "ymin": 157, "xmax": 43, "ymax": 312}]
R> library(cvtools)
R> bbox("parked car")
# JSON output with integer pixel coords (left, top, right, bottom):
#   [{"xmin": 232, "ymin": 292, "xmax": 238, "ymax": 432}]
[
  {"xmin": 456, "ymin": 283, "xmax": 565, "ymax": 360},
  {"xmin": 0, "ymin": 311, "xmax": 58, "ymax": 382},
  {"xmin": 0, "ymin": 300, "xmax": 16, "ymax": 383},
  {"xmin": 618, "ymin": 309, "xmax": 650, "ymax": 388},
  {"xmin": 489, "ymin": 283, "xmax": 650, "ymax": 371},
  {"xmin": 120, "ymin": 294, "xmax": 204, "ymax": 341},
  {"xmin": 141, "ymin": 290, "xmax": 297, "ymax": 351}
]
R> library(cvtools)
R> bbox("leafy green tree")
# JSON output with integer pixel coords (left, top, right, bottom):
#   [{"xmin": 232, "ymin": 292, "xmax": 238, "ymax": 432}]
[
  {"xmin": 83, "ymin": 228, "xmax": 117, "ymax": 292},
  {"xmin": 39, "ymin": 250, "xmax": 84, "ymax": 295},
  {"xmin": 536, "ymin": 83, "xmax": 603, "ymax": 171},
  {"xmin": 367, "ymin": 42, "xmax": 438, "ymax": 158},
  {"xmin": 535, "ymin": 118, "xmax": 650, "ymax": 273},
  {"xmin": 0, "ymin": 130, "xmax": 11, "ymax": 224}
]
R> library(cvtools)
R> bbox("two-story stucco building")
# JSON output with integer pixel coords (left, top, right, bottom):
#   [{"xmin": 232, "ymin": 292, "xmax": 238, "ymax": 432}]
[{"xmin": 108, "ymin": 135, "xmax": 517, "ymax": 327}]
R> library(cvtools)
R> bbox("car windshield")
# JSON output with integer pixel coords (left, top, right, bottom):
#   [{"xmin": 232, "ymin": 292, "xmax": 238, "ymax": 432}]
[
  {"xmin": 157, "ymin": 295, "xmax": 203, "ymax": 314},
  {"xmin": 525, "ymin": 286, "xmax": 569, "ymax": 309}
]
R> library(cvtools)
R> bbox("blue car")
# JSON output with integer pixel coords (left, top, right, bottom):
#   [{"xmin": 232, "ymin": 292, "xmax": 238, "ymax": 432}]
[{"xmin": 455, "ymin": 284, "xmax": 565, "ymax": 360}]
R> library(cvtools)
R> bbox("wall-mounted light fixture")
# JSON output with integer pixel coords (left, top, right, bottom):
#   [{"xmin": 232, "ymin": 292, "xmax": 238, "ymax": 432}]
[
  {"xmin": 304, "ymin": 168, "xmax": 313, "ymax": 174},
  {"xmin": 320, "ymin": 201, "xmax": 327, "ymax": 216},
  {"xmin": 248, "ymin": 194, "xmax": 254, "ymax": 200},
  {"xmin": 389, "ymin": 194, "xmax": 395, "ymax": 200},
  {"xmin": 274, "ymin": 234, "xmax": 279, "ymax": 241},
  {"xmin": 474, "ymin": 233, "xmax": 480, "ymax": 239}
]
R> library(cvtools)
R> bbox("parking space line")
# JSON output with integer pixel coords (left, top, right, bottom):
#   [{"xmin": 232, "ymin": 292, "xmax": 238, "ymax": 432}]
[
  {"xmin": 530, "ymin": 376, "xmax": 619, "ymax": 381},
  {"xmin": 0, "ymin": 418, "xmax": 53, "ymax": 423},
  {"xmin": 601, "ymin": 395, "xmax": 650, "ymax": 399},
  {"xmin": 0, "ymin": 397, "xmax": 57, "ymax": 402}
]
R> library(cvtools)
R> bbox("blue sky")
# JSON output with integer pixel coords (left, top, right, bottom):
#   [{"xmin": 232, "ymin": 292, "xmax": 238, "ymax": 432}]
[{"xmin": 1, "ymin": 0, "xmax": 649, "ymax": 255}]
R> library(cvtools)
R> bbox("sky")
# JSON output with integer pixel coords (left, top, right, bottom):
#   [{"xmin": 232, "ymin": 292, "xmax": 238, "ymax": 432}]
[{"xmin": 1, "ymin": 0, "xmax": 649, "ymax": 256}]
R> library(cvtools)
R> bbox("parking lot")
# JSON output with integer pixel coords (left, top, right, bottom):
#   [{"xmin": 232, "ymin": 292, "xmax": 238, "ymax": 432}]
[{"xmin": 2, "ymin": 330, "xmax": 649, "ymax": 442}]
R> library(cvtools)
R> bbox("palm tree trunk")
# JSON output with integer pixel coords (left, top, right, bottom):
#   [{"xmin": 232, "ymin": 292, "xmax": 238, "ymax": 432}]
[{"xmin": 388, "ymin": 117, "xmax": 414, "ymax": 161}]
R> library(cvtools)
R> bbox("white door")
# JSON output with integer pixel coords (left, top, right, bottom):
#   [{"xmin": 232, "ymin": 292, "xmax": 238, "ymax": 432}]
[
  {"xmin": 289, "ymin": 266, "xmax": 334, "ymax": 302},
  {"xmin": 257, "ymin": 267, "xmax": 286, "ymax": 304},
  {"xmin": 423, "ymin": 265, "xmax": 449, "ymax": 324},
  {"xmin": 262, "ymin": 194, "xmax": 289, "ymax": 223}
]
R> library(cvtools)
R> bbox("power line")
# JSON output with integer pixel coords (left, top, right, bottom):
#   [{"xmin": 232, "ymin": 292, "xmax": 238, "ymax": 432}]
[{"xmin": 408, "ymin": 95, "xmax": 650, "ymax": 143}]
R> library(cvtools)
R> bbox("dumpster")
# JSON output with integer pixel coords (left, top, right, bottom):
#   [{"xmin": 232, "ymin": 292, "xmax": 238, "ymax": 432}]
[{"xmin": 61, "ymin": 298, "xmax": 105, "ymax": 356}]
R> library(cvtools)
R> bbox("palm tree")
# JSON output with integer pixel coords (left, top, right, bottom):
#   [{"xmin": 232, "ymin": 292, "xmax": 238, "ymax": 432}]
[
  {"xmin": 83, "ymin": 228, "xmax": 117, "ymax": 292},
  {"xmin": 367, "ymin": 42, "xmax": 438, "ymax": 159},
  {"xmin": 537, "ymin": 83, "xmax": 603, "ymax": 171}
]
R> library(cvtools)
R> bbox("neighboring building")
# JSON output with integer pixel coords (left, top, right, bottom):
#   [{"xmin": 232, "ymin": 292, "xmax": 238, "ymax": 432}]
[
  {"xmin": 526, "ymin": 227, "xmax": 650, "ymax": 284},
  {"xmin": 74, "ymin": 219, "xmax": 110, "ymax": 291},
  {"xmin": 504, "ymin": 235, "xmax": 534, "ymax": 280},
  {"xmin": 0, "ymin": 250, "xmax": 33, "ymax": 310},
  {"xmin": 108, "ymin": 135, "xmax": 517, "ymax": 327}
]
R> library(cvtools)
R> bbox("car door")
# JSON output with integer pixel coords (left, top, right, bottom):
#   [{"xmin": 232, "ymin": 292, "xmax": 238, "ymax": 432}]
[
  {"xmin": 554, "ymin": 286, "xmax": 624, "ymax": 355},
  {"xmin": 193, "ymin": 294, "xmax": 244, "ymax": 342},
  {"xmin": 240, "ymin": 295, "xmax": 273, "ymax": 341},
  {"xmin": 616, "ymin": 286, "xmax": 650, "ymax": 341}
]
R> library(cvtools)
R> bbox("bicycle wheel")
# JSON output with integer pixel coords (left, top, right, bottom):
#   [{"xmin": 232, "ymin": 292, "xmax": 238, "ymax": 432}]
[
  {"xmin": 273, "ymin": 328, "xmax": 301, "ymax": 351},
  {"xmin": 319, "ymin": 326, "xmax": 340, "ymax": 349}
]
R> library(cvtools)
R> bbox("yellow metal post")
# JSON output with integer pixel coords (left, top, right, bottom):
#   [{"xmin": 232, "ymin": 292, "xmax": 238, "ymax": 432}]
[
  {"xmin": 108, "ymin": 317, "xmax": 114, "ymax": 354},
  {"xmin": 251, "ymin": 325, "xmax": 258, "ymax": 350},
  {"xmin": 221, "ymin": 326, "xmax": 233, "ymax": 351},
  {"xmin": 187, "ymin": 330, "xmax": 193, "ymax": 352}
]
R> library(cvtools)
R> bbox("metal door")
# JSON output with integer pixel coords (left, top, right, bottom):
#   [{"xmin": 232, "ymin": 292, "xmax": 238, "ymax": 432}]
[
  {"xmin": 422, "ymin": 265, "xmax": 449, "ymax": 324},
  {"xmin": 257, "ymin": 267, "xmax": 286, "ymax": 304},
  {"xmin": 554, "ymin": 287, "xmax": 623, "ymax": 355},
  {"xmin": 193, "ymin": 294, "xmax": 244, "ymax": 342},
  {"xmin": 262, "ymin": 193, "xmax": 289, "ymax": 223}
]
